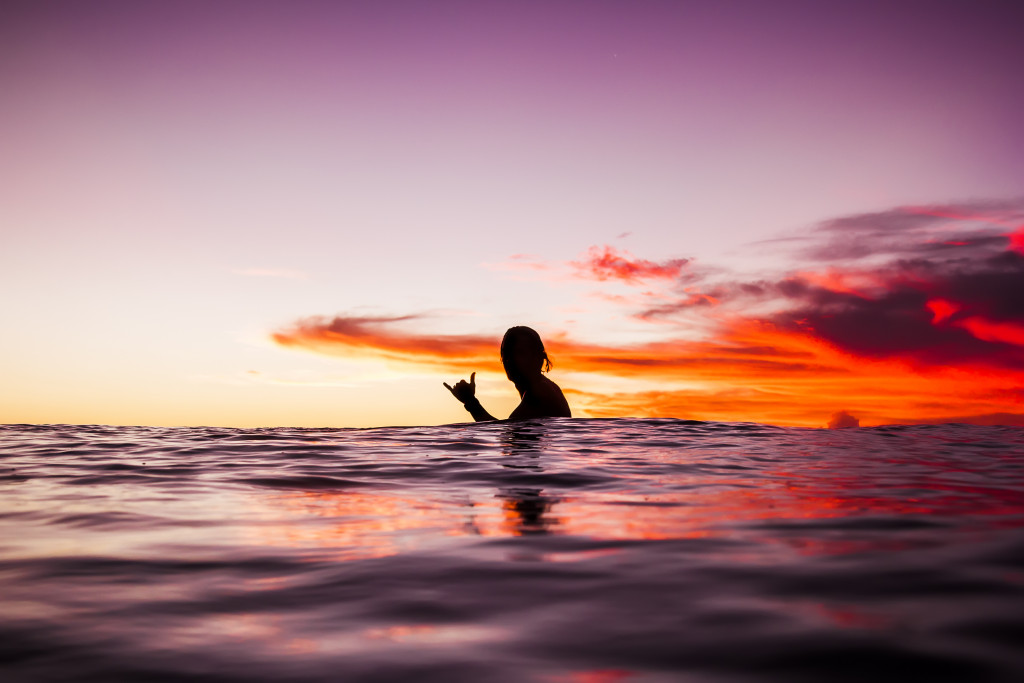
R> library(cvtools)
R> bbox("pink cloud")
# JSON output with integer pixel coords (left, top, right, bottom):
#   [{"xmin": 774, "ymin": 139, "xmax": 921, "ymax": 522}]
[{"xmin": 570, "ymin": 245, "xmax": 689, "ymax": 284}]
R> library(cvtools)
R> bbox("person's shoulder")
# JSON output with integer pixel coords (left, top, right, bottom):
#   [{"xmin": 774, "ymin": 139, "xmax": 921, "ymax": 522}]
[
  {"xmin": 509, "ymin": 376, "xmax": 570, "ymax": 419},
  {"xmin": 537, "ymin": 376, "xmax": 571, "ymax": 416},
  {"xmin": 532, "ymin": 375, "xmax": 558, "ymax": 398}
]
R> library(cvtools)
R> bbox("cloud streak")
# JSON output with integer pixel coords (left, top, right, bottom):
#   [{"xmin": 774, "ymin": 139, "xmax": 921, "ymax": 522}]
[{"xmin": 272, "ymin": 315, "xmax": 501, "ymax": 371}]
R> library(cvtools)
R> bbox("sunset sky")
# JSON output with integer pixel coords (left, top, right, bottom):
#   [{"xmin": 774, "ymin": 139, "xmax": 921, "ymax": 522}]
[{"xmin": 2, "ymin": 0, "xmax": 1022, "ymax": 428}]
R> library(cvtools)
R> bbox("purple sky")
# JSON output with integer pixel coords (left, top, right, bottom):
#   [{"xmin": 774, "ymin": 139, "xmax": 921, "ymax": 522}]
[{"xmin": 2, "ymin": 0, "xmax": 1022, "ymax": 426}]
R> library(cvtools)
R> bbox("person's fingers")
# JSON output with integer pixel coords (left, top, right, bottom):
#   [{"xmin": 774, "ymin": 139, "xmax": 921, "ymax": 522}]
[
  {"xmin": 443, "ymin": 382, "xmax": 453, "ymax": 392},
  {"xmin": 470, "ymin": 372, "xmax": 476, "ymax": 386}
]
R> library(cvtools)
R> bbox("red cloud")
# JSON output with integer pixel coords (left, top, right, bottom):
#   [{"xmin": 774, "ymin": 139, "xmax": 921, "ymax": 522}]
[
  {"xmin": 1011, "ymin": 228, "xmax": 1024, "ymax": 255},
  {"xmin": 766, "ymin": 254, "xmax": 1024, "ymax": 372},
  {"xmin": 488, "ymin": 245, "xmax": 694, "ymax": 293},
  {"xmin": 570, "ymin": 245, "xmax": 689, "ymax": 284}
]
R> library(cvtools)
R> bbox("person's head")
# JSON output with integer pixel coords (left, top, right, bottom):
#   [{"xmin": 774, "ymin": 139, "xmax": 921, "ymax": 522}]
[{"xmin": 500, "ymin": 326, "xmax": 552, "ymax": 383}]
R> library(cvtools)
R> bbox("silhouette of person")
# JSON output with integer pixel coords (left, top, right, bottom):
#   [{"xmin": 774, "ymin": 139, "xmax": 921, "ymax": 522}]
[{"xmin": 444, "ymin": 326, "xmax": 571, "ymax": 421}]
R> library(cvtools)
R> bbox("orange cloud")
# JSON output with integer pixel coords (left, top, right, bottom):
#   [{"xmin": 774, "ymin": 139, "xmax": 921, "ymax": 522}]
[
  {"xmin": 274, "ymin": 314, "xmax": 841, "ymax": 384},
  {"xmin": 272, "ymin": 201, "xmax": 1024, "ymax": 427},
  {"xmin": 272, "ymin": 315, "xmax": 503, "ymax": 372},
  {"xmin": 272, "ymin": 312, "xmax": 1024, "ymax": 426}
]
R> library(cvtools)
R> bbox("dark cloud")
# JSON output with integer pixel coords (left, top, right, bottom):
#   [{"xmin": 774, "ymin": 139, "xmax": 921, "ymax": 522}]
[
  {"xmin": 828, "ymin": 411, "xmax": 860, "ymax": 429},
  {"xmin": 637, "ymin": 199, "xmax": 1024, "ymax": 370},
  {"xmin": 769, "ymin": 250, "xmax": 1024, "ymax": 369},
  {"xmin": 785, "ymin": 200, "xmax": 1024, "ymax": 262}
]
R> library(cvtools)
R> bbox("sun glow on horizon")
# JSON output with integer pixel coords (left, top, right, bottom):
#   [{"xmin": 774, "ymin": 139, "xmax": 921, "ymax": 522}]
[{"xmin": 2, "ymin": 2, "xmax": 1023, "ymax": 429}]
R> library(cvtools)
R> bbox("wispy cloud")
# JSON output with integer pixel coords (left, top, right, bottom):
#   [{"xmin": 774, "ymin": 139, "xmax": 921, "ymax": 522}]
[{"xmin": 486, "ymin": 245, "xmax": 692, "ymax": 285}]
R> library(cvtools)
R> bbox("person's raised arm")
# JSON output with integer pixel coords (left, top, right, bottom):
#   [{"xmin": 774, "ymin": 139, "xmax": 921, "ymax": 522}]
[{"xmin": 444, "ymin": 372, "xmax": 497, "ymax": 422}]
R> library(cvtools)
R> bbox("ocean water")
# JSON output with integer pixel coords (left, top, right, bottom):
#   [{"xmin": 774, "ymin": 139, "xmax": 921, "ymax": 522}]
[{"xmin": 2, "ymin": 419, "xmax": 1023, "ymax": 682}]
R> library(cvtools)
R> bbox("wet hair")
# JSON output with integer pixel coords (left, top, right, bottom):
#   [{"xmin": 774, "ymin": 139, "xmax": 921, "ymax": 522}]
[{"xmin": 500, "ymin": 326, "xmax": 552, "ymax": 373}]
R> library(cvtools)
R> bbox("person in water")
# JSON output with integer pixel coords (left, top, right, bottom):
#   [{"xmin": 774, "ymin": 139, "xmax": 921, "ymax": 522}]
[{"xmin": 444, "ymin": 326, "xmax": 571, "ymax": 421}]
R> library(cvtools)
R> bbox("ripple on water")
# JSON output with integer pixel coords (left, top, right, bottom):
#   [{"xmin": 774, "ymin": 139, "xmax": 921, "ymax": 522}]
[{"xmin": 0, "ymin": 419, "xmax": 1023, "ymax": 681}]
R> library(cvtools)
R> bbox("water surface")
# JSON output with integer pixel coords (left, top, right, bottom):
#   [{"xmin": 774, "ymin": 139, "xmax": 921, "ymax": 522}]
[{"xmin": 2, "ymin": 419, "xmax": 1023, "ymax": 681}]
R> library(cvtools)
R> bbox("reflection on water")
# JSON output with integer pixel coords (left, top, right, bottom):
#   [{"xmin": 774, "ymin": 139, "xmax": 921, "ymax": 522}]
[
  {"xmin": 499, "ymin": 423, "xmax": 559, "ymax": 536},
  {"xmin": 251, "ymin": 490, "xmax": 450, "ymax": 561},
  {"xmin": 498, "ymin": 488, "xmax": 558, "ymax": 536},
  {"xmin": 1, "ymin": 419, "xmax": 1024, "ymax": 681},
  {"xmin": 244, "ymin": 419, "xmax": 1024, "ymax": 558}
]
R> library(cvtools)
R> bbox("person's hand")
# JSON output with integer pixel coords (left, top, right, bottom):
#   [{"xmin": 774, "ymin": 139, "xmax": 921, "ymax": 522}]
[{"xmin": 444, "ymin": 372, "xmax": 477, "ymax": 404}]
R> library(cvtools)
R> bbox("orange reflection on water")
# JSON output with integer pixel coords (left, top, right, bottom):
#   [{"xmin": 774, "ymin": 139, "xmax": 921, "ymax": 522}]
[
  {"xmin": 363, "ymin": 623, "xmax": 505, "ymax": 645},
  {"xmin": 167, "ymin": 609, "xmax": 503, "ymax": 659},
  {"xmin": 246, "ymin": 489, "xmax": 451, "ymax": 561},
  {"xmin": 245, "ymin": 470, "xmax": 1023, "ymax": 562},
  {"xmin": 241, "ymin": 425, "xmax": 1024, "ymax": 562},
  {"xmin": 249, "ymin": 469, "xmax": 1023, "ymax": 561}
]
